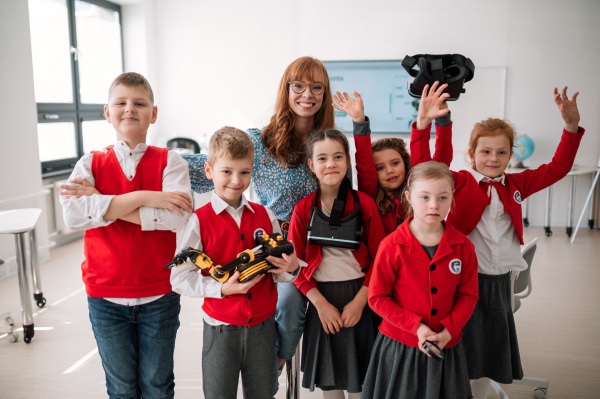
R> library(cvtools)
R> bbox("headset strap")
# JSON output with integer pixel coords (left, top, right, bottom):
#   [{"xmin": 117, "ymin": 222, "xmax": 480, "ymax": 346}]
[
  {"xmin": 403, "ymin": 53, "xmax": 475, "ymax": 82},
  {"xmin": 311, "ymin": 178, "xmax": 361, "ymax": 227}
]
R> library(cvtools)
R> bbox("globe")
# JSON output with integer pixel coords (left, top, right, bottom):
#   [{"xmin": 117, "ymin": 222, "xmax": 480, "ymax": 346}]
[{"xmin": 514, "ymin": 134, "xmax": 535, "ymax": 167}]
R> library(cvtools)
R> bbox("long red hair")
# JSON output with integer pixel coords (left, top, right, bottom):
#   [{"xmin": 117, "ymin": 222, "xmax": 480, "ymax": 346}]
[{"xmin": 261, "ymin": 57, "xmax": 334, "ymax": 167}]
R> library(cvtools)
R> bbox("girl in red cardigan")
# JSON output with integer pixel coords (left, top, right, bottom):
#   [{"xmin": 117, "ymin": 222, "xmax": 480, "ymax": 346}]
[
  {"xmin": 411, "ymin": 84, "xmax": 585, "ymax": 398},
  {"xmin": 333, "ymin": 90, "xmax": 453, "ymax": 235},
  {"xmin": 289, "ymin": 129, "xmax": 385, "ymax": 398},
  {"xmin": 363, "ymin": 161, "xmax": 479, "ymax": 399}
]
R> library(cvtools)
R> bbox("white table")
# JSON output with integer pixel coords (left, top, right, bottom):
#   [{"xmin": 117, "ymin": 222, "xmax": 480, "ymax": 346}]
[
  {"xmin": 515, "ymin": 166, "xmax": 598, "ymax": 237},
  {"xmin": 0, "ymin": 208, "xmax": 46, "ymax": 343}
]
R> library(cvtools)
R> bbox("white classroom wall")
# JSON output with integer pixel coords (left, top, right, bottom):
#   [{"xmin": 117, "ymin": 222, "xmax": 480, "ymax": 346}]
[
  {"xmin": 0, "ymin": 0, "xmax": 50, "ymax": 279},
  {"xmin": 0, "ymin": 1, "xmax": 598, "ymax": 281},
  {"xmin": 124, "ymin": 0, "xmax": 599, "ymax": 228}
]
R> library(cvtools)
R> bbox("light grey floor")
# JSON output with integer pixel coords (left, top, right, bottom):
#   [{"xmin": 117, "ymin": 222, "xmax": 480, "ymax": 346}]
[{"xmin": 0, "ymin": 226, "xmax": 599, "ymax": 398}]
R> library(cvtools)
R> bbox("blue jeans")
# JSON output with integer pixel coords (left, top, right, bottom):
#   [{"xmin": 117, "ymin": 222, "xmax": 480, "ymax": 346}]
[
  {"xmin": 275, "ymin": 282, "xmax": 307, "ymax": 360},
  {"xmin": 87, "ymin": 292, "xmax": 181, "ymax": 399}
]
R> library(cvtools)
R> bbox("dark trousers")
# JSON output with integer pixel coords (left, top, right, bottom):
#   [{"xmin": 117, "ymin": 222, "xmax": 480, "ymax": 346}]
[{"xmin": 202, "ymin": 315, "xmax": 277, "ymax": 399}]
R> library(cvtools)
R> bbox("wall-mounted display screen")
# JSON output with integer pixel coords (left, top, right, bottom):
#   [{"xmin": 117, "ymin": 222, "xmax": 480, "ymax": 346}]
[{"xmin": 323, "ymin": 60, "xmax": 420, "ymax": 134}]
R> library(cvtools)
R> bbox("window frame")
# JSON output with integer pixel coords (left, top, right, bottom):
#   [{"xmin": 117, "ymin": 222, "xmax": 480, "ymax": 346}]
[{"xmin": 34, "ymin": 0, "xmax": 123, "ymax": 177}]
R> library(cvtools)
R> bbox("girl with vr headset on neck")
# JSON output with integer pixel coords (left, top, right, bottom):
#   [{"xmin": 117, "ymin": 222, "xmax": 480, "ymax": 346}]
[
  {"xmin": 332, "ymin": 91, "xmax": 453, "ymax": 235},
  {"xmin": 288, "ymin": 129, "xmax": 385, "ymax": 399},
  {"xmin": 411, "ymin": 82, "xmax": 585, "ymax": 399}
]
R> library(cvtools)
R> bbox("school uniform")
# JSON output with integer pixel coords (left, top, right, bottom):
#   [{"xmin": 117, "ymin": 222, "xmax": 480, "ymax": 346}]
[
  {"xmin": 171, "ymin": 192, "xmax": 297, "ymax": 399},
  {"xmin": 411, "ymin": 122, "xmax": 585, "ymax": 383},
  {"xmin": 289, "ymin": 187, "xmax": 385, "ymax": 393},
  {"xmin": 362, "ymin": 217, "xmax": 479, "ymax": 399},
  {"xmin": 353, "ymin": 117, "xmax": 453, "ymax": 235},
  {"xmin": 61, "ymin": 143, "xmax": 192, "ymax": 399}
]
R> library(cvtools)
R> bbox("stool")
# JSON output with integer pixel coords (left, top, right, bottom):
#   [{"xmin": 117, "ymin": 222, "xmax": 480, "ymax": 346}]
[{"xmin": 0, "ymin": 209, "xmax": 46, "ymax": 343}]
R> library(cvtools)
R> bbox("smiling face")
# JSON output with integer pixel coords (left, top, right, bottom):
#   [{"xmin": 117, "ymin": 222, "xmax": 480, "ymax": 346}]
[
  {"xmin": 469, "ymin": 133, "xmax": 512, "ymax": 178},
  {"xmin": 288, "ymin": 71, "xmax": 325, "ymax": 123},
  {"xmin": 373, "ymin": 148, "xmax": 407, "ymax": 191},
  {"xmin": 307, "ymin": 138, "xmax": 350, "ymax": 189},
  {"xmin": 205, "ymin": 156, "xmax": 253, "ymax": 209},
  {"xmin": 405, "ymin": 178, "xmax": 453, "ymax": 226},
  {"xmin": 104, "ymin": 84, "xmax": 157, "ymax": 147}
]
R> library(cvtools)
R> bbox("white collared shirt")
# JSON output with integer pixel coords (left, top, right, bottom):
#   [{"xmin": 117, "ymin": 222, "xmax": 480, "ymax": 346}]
[
  {"xmin": 60, "ymin": 141, "xmax": 192, "ymax": 306},
  {"xmin": 61, "ymin": 141, "xmax": 191, "ymax": 232},
  {"xmin": 171, "ymin": 191, "xmax": 299, "ymax": 326},
  {"xmin": 467, "ymin": 169, "xmax": 527, "ymax": 275}
]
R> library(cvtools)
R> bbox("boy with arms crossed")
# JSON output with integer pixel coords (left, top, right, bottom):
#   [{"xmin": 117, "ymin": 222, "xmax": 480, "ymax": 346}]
[{"xmin": 60, "ymin": 72, "xmax": 192, "ymax": 399}]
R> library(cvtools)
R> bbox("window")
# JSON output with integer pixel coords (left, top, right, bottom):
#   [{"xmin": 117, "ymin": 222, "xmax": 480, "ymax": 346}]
[{"xmin": 28, "ymin": 0, "xmax": 123, "ymax": 176}]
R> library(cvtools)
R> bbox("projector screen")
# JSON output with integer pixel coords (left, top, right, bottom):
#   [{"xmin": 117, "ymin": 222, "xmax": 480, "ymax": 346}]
[{"xmin": 323, "ymin": 60, "xmax": 420, "ymax": 135}]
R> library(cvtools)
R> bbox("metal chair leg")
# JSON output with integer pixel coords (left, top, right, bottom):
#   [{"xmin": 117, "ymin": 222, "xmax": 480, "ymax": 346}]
[{"xmin": 286, "ymin": 346, "xmax": 301, "ymax": 399}]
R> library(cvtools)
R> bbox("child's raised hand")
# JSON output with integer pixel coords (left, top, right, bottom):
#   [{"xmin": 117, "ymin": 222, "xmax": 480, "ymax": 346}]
[
  {"xmin": 220, "ymin": 271, "xmax": 263, "ymax": 296},
  {"xmin": 142, "ymin": 191, "xmax": 193, "ymax": 216},
  {"xmin": 60, "ymin": 178, "xmax": 101, "ymax": 198},
  {"xmin": 416, "ymin": 322, "xmax": 437, "ymax": 357},
  {"xmin": 416, "ymin": 82, "xmax": 450, "ymax": 130},
  {"xmin": 332, "ymin": 91, "xmax": 366, "ymax": 123},
  {"xmin": 554, "ymin": 86, "xmax": 580, "ymax": 133},
  {"xmin": 266, "ymin": 242, "xmax": 300, "ymax": 274}
]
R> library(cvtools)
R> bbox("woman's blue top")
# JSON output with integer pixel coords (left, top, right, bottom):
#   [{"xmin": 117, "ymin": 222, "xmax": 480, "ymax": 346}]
[{"xmin": 182, "ymin": 128, "xmax": 316, "ymax": 223}]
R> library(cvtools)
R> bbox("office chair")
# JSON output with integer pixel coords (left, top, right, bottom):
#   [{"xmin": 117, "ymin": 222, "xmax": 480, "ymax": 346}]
[
  {"xmin": 490, "ymin": 237, "xmax": 549, "ymax": 399},
  {"xmin": 166, "ymin": 137, "xmax": 201, "ymax": 154}
]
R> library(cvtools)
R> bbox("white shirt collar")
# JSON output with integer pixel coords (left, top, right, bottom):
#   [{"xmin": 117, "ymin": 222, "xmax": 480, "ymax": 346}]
[
  {"xmin": 468, "ymin": 168, "xmax": 506, "ymax": 185},
  {"xmin": 115, "ymin": 141, "xmax": 148, "ymax": 152},
  {"xmin": 210, "ymin": 190, "xmax": 255, "ymax": 215}
]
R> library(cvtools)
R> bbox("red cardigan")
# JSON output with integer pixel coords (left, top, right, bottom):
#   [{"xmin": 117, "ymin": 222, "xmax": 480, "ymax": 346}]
[
  {"xmin": 410, "ymin": 122, "xmax": 585, "ymax": 243},
  {"xmin": 83, "ymin": 147, "xmax": 174, "ymax": 298},
  {"xmin": 368, "ymin": 218, "xmax": 479, "ymax": 348},
  {"xmin": 197, "ymin": 201, "xmax": 277, "ymax": 327},
  {"xmin": 354, "ymin": 123, "xmax": 453, "ymax": 235},
  {"xmin": 290, "ymin": 189, "xmax": 385, "ymax": 296}
]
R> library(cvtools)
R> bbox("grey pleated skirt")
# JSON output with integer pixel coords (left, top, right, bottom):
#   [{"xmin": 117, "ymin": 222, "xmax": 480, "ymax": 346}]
[
  {"xmin": 462, "ymin": 272, "xmax": 524, "ymax": 383},
  {"xmin": 301, "ymin": 277, "xmax": 378, "ymax": 393},
  {"xmin": 361, "ymin": 332, "xmax": 472, "ymax": 399}
]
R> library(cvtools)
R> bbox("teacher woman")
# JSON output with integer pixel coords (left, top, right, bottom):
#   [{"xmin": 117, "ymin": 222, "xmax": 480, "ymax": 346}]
[{"xmin": 182, "ymin": 56, "xmax": 335, "ymax": 387}]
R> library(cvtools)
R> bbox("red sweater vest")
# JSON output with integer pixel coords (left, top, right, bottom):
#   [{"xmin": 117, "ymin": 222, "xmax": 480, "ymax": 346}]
[
  {"xmin": 197, "ymin": 202, "xmax": 277, "ymax": 327},
  {"xmin": 83, "ymin": 146, "xmax": 175, "ymax": 298}
]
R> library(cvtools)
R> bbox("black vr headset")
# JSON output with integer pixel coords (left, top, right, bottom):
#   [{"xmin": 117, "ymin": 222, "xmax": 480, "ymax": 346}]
[
  {"xmin": 307, "ymin": 178, "xmax": 363, "ymax": 250},
  {"xmin": 402, "ymin": 54, "xmax": 475, "ymax": 101}
]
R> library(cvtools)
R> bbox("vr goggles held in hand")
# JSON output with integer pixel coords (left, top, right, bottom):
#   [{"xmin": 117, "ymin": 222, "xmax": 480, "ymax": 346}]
[
  {"xmin": 307, "ymin": 179, "xmax": 363, "ymax": 250},
  {"xmin": 165, "ymin": 232, "xmax": 294, "ymax": 283},
  {"xmin": 402, "ymin": 54, "xmax": 475, "ymax": 101}
]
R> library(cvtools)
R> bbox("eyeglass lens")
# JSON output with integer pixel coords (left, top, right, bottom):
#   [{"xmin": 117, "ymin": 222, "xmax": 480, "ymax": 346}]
[{"xmin": 290, "ymin": 81, "xmax": 325, "ymax": 96}]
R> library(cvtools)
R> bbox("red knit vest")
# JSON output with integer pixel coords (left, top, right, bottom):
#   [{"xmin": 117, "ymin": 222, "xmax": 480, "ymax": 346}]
[
  {"xmin": 197, "ymin": 202, "xmax": 277, "ymax": 327},
  {"xmin": 82, "ymin": 146, "xmax": 175, "ymax": 298}
]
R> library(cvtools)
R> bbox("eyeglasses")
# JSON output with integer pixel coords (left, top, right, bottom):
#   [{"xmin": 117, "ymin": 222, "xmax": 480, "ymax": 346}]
[{"xmin": 288, "ymin": 81, "xmax": 326, "ymax": 96}]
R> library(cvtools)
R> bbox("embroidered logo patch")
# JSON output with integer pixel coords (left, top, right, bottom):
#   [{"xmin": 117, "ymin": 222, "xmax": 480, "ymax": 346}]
[
  {"xmin": 253, "ymin": 228, "xmax": 266, "ymax": 241},
  {"xmin": 514, "ymin": 190, "xmax": 522, "ymax": 204},
  {"xmin": 449, "ymin": 259, "xmax": 462, "ymax": 274}
]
